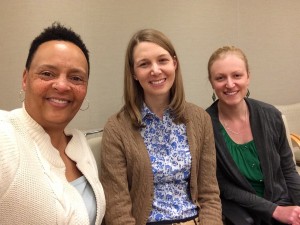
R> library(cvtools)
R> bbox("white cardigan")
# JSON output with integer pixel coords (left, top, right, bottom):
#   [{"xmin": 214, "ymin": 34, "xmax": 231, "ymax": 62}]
[{"xmin": 0, "ymin": 107, "xmax": 105, "ymax": 224}]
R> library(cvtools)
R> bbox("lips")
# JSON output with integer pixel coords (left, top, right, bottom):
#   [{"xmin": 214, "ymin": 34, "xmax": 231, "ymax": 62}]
[
  {"xmin": 47, "ymin": 97, "xmax": 71, "ymax": 105},
  {"xmin": 224, "ymin": 90, "xmax": 238, "ymax": 96},
  {"xmin": 150, "ymin": 78, "xmax": 166, "ymax": 85}
]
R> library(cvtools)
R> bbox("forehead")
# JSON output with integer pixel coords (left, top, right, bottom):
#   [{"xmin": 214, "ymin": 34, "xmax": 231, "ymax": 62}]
[
  {"xmin": 33, "ymin": 41, "xmax": 86, "ymax": 62},
  {"xmin": 35, "ymin": 40, "xmax": 82, "ymax": 53},
  {"xmin": 31, "ymin": 40, "xmax": 88, "ymax": 71},
  {"xmin": 212, "ymin": 53, "xmax": 246, "ymax": 70},
  {"xmin": 133, "ymin": 42, "xmax": 170, "ymax": 60}
]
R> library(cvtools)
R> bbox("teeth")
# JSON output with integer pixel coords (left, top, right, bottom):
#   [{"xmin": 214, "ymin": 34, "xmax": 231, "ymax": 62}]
[
  {"xmin": 50, "ymin": 98, "xmax": 68, "ymax": 104},
  {"xmin": 226, "ymin": 91, "xmax": 237, "ymax": 95},
  {"xmin": 151, "ymin": 79, "xmax": 165, "ymax": 85}
]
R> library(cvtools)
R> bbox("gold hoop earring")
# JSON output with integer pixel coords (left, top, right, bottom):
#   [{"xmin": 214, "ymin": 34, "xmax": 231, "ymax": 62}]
[
  {"xmin": 19, "ymin": 89, "xmax": 25, "ymax": 102},
  {"xmin": 80, "ymin": 99, "xmax": 89, "ymax": 111}
]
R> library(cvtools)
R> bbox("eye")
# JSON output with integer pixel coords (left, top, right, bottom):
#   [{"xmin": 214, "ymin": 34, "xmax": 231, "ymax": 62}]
[
  {"xmin": 215, "ymin": 76, "xmax": 224, "ymax": 81},
  {"xmin": 158, "ymin": 58, "xmax": 169, "ymax": 64},
  {"xmin": 233, "ymin": 73, "xmax": 243, "ymax": 79},
  {"xmin": 69, "ymin": 75, "xmax": 87, "ymax": 85},
  {"xmin": 137, "ymin": 61, "xmax": 149, "ymax": 68},
  {"xmin": 39, "ymin": 71, "xmax": 55, "ymax": 80}
]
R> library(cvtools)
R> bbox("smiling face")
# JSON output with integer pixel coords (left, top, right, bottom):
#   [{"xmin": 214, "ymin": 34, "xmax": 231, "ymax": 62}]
[
  {"xmin": 209, "ymin": 53, "xmax": 250, "ymax": 106},
  {"xmin": 133, "ymin": 41, "xmax": 177, "ymax": 105},
  {"xmin": 22, "ymin": 40, "xmax": 88, "ymax": 131}
]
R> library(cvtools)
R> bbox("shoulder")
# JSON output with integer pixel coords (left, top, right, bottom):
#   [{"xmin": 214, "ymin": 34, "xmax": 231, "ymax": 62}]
[
  {"xmin": 66, "ymin": 128, "xmax": 86, "ymax": 139},
  {"xmin": 0, "ymin": 111, "xmax": 20, "ymax": 196},
  {"xmin": 103, "ymin": 110, "xmax": 135, "ymax": 139},
  {"xmin": 0, "ymin": 110, "xmax": 16, "ymax": 137},
  {"xmin": 184, "ymin": 102, "xmax": 212, "ymax": 125},
  {"xmin": 247, "ymin": 98, "xmax": 275, "ymax": 109},
  {"xmin": 184, "ymin": 102, "xmax": 207, "ymax": 116},
  {"xmin": 104, "ymin": 111, "xmax": 128, "ymax": 130},
  {"xmin": 65, "ymin": 127, "xmax": 93, "ymax": 153},
  {"xmin": 246, "ymin": 98, "xmax": 281, "ymax": 116},
  {"xmin": 206, "ymin": 101, "xmax": 218, "ymax": 117},
  {"xmin": 246, "ymin": 99, "xmax": 284, "ymax": 134},
  {"xmin": 0, "ymin": 109, "xmax": 9, "ymax": 121}
]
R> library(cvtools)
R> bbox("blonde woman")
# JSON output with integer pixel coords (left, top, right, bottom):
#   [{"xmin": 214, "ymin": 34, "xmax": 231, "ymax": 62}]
[{"xmin": 206, "ymin": 46, "xmax": 300, "ymax": 225}]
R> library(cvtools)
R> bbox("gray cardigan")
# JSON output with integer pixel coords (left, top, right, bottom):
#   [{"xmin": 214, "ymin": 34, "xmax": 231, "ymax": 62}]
[{"xmin": 206, "ymin": 98, "xmax": 300, "ymax": 225}]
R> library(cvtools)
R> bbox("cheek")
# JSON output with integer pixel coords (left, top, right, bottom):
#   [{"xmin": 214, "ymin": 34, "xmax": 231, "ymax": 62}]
[
  {"xmin": 138, "ymin": 80, "xmax": 147, "ymax": 89},
  {"xmin": 136, "ymin": 73, "xmax": 148, "ymax": 84},
  {"xmin": 210, "ymin": 81, "xmax": 219, "ymax": 90},
  {"xmin": 246, "ymin": 78, "xmax": 250, "ymax": 86},
  {"xmin": 134, "ymin": 69, "xmax": 145, "ymax": 81},
  {"xmin": 27, "ymin": 80, "xmax": 47, "ymax": 96},
  {"xmin": 73, "ymin": 86, "xmax": 87, "ymax": 100}
]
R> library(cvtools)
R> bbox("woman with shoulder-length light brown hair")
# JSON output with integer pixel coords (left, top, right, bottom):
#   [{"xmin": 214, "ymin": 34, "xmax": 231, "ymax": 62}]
[
  {"xmin": 123, "ymin": 29, "xmax": 185, "ymax": 127},
  {"xmin": 100, "ymin": 28, "xmax": 222, "ymax": 225}
]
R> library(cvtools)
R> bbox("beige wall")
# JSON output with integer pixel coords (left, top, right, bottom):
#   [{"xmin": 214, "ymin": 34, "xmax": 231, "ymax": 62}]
[{"xmin": 0, "ymin": 0, "xmax": 299, "ymax": 130}]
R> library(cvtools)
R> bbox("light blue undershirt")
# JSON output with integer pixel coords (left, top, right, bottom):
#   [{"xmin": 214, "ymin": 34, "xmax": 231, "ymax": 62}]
[{"xmin": 70, "ymin": 176, "xmax": 97, "ymax": 225}]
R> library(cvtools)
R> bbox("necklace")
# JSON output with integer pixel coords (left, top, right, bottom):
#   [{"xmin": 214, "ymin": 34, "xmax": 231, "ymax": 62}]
[
  {"xmin": 223, "ymin": 122, "xmax": 241, "ymax": 135},
  {"xmin": 220, "ymin": 106, "xmax": 248, "ymax": 135}
]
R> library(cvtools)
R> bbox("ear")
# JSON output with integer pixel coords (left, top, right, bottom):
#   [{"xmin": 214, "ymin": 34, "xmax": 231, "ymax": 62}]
[
  {"xmin": 246, "ymin": 72, "xmax": 250, "ymax": 86},
  {"xmin": 22, "ymin": 69, "xmax": 28, "ymax": 91},
  {"xmin": 209, "ymin": 78, "xmax": 214, "ymax": 89},
  {"xmin": 173, "ymin": 56, "xmax": 177, "ymax": 70}
]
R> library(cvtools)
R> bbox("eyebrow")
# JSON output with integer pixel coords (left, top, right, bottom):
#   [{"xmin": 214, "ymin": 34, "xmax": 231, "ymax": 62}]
[
  {"xmin": 36, "ymin": 64, "xmax": 87, "ymax": 74},
  {"xmin": 135, "ymin": 53, "xmax": 171, "ymax": 63}
]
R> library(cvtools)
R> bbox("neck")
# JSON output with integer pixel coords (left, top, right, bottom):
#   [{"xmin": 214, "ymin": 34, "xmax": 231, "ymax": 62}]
[
  {"xmin": 218, "ymin": 100, "xmax": 247, "ymax": 120},
  {"xmin": 218, "ymin": 100, "xmax": 249, "ymax": 136},
  {"xmin": 145, "ymin": 95, "xmax": 169, "ymax": 119},
  {"xmin": 45, "ymin": 128, "xmax": 70, "ymax": 153}
]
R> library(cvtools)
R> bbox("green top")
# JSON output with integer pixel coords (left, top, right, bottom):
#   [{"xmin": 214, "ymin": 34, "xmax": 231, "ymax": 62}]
[{"xmin": 221, "ymin": 126, "xmax": 265, "ymax": 197}]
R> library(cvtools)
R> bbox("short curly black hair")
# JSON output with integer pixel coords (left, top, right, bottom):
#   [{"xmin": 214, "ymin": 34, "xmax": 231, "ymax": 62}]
[{"xmin": 25, "ymin": 22, "xmax": 90, "ymax": 75}]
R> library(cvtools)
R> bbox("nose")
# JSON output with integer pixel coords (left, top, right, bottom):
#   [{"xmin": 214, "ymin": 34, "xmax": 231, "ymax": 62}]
[
  {"xmin": 150, "ymin": 63, "xmax": 161, "ymax": 75},
  {"xmin": 226, "ymin": 77, "xmax": 235, "ymax": 88},
  {"xmin": 52, "ymin": 76, "xmax": 71, "ymax": 91}
]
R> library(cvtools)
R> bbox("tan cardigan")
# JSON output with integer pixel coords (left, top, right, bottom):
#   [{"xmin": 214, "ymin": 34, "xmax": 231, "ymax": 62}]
[{"xmin": 100, "ymin": 102, "xmax": 222, "ymax": 225}]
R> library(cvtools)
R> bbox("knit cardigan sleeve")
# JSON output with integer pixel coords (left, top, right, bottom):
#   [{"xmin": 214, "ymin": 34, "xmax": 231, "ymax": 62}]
[
  {"xmin": 0, "ymin": 112, "xmax": 19, "ymax": 198},
  {"xmin": 100, "ymin": 114, "xmax": 137, "ymax": 225},
  {"xmin": 186, "ymin": 103, "xmax": 223, "ymax": 225}
]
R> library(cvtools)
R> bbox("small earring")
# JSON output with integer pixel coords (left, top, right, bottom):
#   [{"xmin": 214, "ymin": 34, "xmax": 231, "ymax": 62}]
[
  {"xmin": 246, "ymin": 89, "xmax": 250, "ymax": 98},
  {"xmin": 80, "ymin": 99, "xmax": 89, "ymax": 111},
  {"xmin": 19, "ymin": 89, "xmax": 25, "ymax": 102},
  {"xmin": 212, "ymin": 92, "xmax": 216, "ymax": 102}
]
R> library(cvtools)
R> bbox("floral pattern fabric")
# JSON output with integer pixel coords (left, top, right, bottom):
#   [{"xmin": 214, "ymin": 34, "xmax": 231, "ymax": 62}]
[{"xmin": 141, "ymin": 104, "xmax": 197, "ymax": 222}]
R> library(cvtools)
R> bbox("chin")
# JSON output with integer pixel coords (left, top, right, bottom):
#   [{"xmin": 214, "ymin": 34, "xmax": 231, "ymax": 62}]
[{"xmin": 228, "ymin": 98, "xmax": 244, "ymax": 105}]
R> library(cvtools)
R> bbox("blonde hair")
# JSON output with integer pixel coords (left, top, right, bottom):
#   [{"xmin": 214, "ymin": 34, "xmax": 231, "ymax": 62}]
[
  {"xmin": 120, "ymin": 29, "xmax": 186, "ymax": 128},
  {"xmin": 207, "ymin": 46, "xmax": 250, "ymax": 80}
]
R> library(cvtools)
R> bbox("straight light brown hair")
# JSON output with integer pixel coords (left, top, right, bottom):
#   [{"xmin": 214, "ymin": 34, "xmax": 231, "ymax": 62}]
[{"xmin": 120, "ymin": 29, "xmax": 186, "ymax": 128}]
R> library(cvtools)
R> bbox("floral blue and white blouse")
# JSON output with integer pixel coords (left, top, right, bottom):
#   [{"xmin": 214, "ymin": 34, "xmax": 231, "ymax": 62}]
[{"xmin": 140, "ymin": 104, "xmax": 198, "ymax": 222}]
